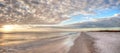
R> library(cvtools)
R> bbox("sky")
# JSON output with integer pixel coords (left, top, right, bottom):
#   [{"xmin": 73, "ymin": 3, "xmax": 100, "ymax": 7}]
[
  {"xmin": 60, "ymin": 7, "xmax": 120, "ymax": 25},
  {"xmin": 0, "ymin": 0, "xmax": 120, "ymax": 26}
]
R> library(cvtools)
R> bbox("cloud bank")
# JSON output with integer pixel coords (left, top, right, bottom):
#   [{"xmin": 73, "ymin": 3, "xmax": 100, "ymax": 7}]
[
  {"xmin": 70, "ymin": 14, "xmax": 120, "ymax": 28},
  {"xmin": 0, "ymin": 0, "xmax": 120, "ymax": 24}
]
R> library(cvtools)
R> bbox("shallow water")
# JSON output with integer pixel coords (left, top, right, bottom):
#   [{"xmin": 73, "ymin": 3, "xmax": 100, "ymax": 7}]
[{"xmin": 0, "ymin": 32, "xmax": 80, "ymax": 53}]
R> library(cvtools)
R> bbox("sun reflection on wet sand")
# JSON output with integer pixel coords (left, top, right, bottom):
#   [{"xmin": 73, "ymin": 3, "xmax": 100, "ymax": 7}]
[
  {"xmin": 0, "ymin": 32, "xmax": 72, "ymax": 46},
  {"xmin": 0, "ymin": 34, "xmax": 33, "ymax": 46},
  {"xmin": 0, "ymin": 32, "xmax": 79, "ymax": 53}
]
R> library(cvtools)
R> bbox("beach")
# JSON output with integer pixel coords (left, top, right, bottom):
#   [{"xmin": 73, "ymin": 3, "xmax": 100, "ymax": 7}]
[{"xmin": 0, "ymin": 32, "xmax": 120, "ymax": 53}]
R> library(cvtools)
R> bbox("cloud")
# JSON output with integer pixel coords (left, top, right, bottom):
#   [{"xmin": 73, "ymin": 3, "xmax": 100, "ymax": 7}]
[
  {"xmin": 70, "ymin": 14, "xmax": 120, "ymax": 28},
  {"xmin": 0, "ymin": 0, "xmax": 120, "ymax": 25},
  {"xmin": 114, "ymin": 14, "xmax": 120, "ymax": 17}
]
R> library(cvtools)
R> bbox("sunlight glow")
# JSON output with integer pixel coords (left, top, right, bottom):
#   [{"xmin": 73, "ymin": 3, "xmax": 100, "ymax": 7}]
[
  {"xmin": 2, "ymin": 25, "xmax": 15, "ymax": 32},
  {"xmin": 1, "ymin": 25, "xmax": 27, "ymax": 33}
]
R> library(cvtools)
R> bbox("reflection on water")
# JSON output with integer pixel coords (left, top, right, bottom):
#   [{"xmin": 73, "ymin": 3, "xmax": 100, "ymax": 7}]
[
  {"xmin": 0, "ymin": 34, "xmax": 34, "ymax": 46},
  {"xmin": 0, "ymin": 32, "xmax": 80, "ymax": 53},
  {"xmin": 0, "ymin": 32, "xmax": 79, "ymax": 46}
]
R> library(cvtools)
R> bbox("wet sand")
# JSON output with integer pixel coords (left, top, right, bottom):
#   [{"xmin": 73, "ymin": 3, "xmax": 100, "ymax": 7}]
[
  {"xmin": 68, "ymin": 32, "xmax": 94, "ymax": 53},
  {"xmin": 69, "ymin": 32, "xmax": 120, "ymax": 53},
  {"xmin": 0, "ymin": 32, "xmax": 79, "ymax": 53},
  {"xmin": 0, "ymin": 36, "xmax": 69, "ymax": 53}
]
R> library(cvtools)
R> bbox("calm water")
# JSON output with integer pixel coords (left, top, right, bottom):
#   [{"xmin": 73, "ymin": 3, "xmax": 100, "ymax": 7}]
[
  {"xmin": 0, "ymin": 32, "xmax": 79, "ymax": 46},
  {"xmin": 0, "ymin": 32, "xmax": 80, "ymax": 53}
]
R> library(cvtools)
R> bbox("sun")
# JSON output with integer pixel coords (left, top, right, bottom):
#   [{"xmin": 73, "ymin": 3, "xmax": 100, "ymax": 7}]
[{"xmin": 1, "ymin": 25, "xmax": 15, "ymax": 32}]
